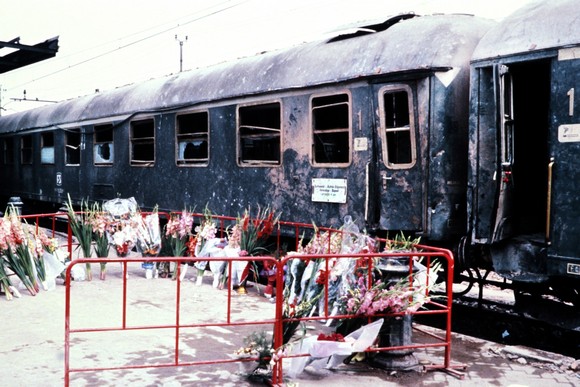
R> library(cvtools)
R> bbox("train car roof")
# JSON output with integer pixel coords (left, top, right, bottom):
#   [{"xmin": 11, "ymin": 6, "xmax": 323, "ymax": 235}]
[
  {"xmin": 0, "ymin": 13, "xmax": 494, "ymax": 134},
  {"xmin": 472, "ymin": 0, "xmax": 580, "ymax": 62}
]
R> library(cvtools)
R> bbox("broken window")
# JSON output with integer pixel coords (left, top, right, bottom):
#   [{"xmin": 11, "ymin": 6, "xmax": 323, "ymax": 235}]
[
  {"xmin": 21, "ymin": 135, "xmax": 33, "ymax": 165},
  {"xmin": 176, "ymin": 111, "xmax": 209, "ymax": 166},
  {"xmin": 311, "ymin": 93, "xmax": 351, "ymax": 165},
  {"xmin": 238, "ymin": 102, "xmax": 281, "ymax": 165},
  {"xmin": 2, "ymin": 138, "xmax": 14, "ymax": 165},
  {"xmin": 41, "ymin": 132, "xmax": 55, "ymax": 164},
  {"xmin": 94, "ymin": 124, "xmax": 114, "ymax": 165},
  {"xmin": 380, "ymin": 86, "xmax": 416, "ymax": 168},
  {"xmin": 65, "ymin": 129, "xmax": 81, "ymax": 166},
  {"xmin": 130, "ymin": 118, "xmax": 155, "ymax": 166}
]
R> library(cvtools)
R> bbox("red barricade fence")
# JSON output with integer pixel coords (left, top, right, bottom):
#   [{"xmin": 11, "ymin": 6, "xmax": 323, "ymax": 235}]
[{"xmin": 17, "ymin": 212, "xmax": 461, "ymax": 385}]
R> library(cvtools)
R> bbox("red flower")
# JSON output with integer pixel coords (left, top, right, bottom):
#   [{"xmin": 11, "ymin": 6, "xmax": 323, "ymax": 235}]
[
  {"xmin": 316, "ymin": 270, "xmax": 328, "ymax": 285},
  {"xmin": 317, "ymin": 332, "xmax": 345, "ymax": 342}
]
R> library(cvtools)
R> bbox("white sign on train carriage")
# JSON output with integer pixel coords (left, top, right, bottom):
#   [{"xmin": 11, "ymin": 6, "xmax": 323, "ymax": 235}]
[
  {"xmin": 558, "ymin": 124, "xmax": 580, "ymax": 143},
  {"xmin": 311, "ymin": 178, "xmax": 347, "ymax": 203}
]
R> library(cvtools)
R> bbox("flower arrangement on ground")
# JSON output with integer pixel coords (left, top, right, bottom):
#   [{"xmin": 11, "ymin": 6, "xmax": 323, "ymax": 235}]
[
  {"xmin": 65, "ymin": 195, "xmax": 94, "ymax": 280},
  {"xmin": 90, "ymin": 202, "xmax": 111, "ymax": 280},
  {"xmin": 228, "ymin": 206, "xmax": 279, "ymax": 293},
  {"xmin": 232, "ymin": 330, "xmax": 274, "ymax": 376},
  {"xmin": 164, "ymin": 209, "xmax": 194, "ymax": 280},
  {"xmin": 191, "ymin": 206, "xmax": 217, "ymax": 285}
]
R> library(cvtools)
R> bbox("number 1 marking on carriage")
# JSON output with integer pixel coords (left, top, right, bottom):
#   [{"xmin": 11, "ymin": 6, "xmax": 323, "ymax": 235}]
[{"xmin": 567, "ymin": 88, "xmax": 574, "ymax": 116}]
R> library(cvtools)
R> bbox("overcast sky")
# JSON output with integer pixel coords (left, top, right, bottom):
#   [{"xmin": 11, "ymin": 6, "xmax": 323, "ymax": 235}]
[{"xmin": 0, "ymin": 0, "xmax": 533, "ymax": 115}]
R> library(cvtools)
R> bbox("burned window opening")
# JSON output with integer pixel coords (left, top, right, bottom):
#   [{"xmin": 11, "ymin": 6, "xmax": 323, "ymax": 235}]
[
  {"xmin": 65, "ymin": 129, "xmax": 81, "ymax": 166},
  {"xmin": 176, "ymin": 111, "xmax": 209, "ymax": 166},
  {"xmin": 381, "ymin": 87, "xmax": 415, "ymax": 168},
  {"xmin": 21, "ymin": 135, "xmax": 33, "ymax": 165},
  {"xmin": 130, "ymin": 119, "xmax": 155, "ymax": 166},
  {"xmin": 41, "ymin": 132, "xmax": 55, "ymax": 164},
  {"xmin": 238, "ymin": 102, "xmax": 281, "ymax": 165},
  {"xmin": 2, "ymin": 138, "xmax": 14, "ymax": 165},
  {"xmin": 94, "ymin": 124, "xmax": 114, "ymax": 165},
  {"xmin": 312, "ymin": 93, "xmax": 351, "ymax": 165}
]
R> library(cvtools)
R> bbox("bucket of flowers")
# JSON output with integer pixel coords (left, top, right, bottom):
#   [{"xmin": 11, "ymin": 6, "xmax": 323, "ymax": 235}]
[{"xmin": 232, "ymin": 330, "xmax": 273, "ymax": 378}]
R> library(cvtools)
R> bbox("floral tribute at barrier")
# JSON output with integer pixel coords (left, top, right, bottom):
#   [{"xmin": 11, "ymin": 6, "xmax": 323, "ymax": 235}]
[{"xmin": 0, "ymin": 196, "xmax": 457, "ymax": 385}]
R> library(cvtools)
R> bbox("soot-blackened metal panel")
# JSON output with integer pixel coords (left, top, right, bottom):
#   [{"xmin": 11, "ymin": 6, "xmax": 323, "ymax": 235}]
[{"xmin": 0, "ymin": 14, "xmax": 493, "ymax": 134}]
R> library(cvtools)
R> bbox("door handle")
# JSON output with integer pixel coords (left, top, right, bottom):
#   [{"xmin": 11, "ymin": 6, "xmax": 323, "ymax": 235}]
[
  {"xmin": 381, "ymin": 172, "xmax": 392, "ymax": 190},
  {"xmin": 546, "ymin": 158, "xmax": 554, "ymax": 244}
]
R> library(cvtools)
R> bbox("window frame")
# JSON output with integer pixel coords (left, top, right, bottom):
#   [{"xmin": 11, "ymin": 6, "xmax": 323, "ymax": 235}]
[
  {"xmin": 310, "ymin": 91, "xmax": 352, "ymax": 167},
  {"xmin": 65, "ymin": 128, "xmax": 82, "ymax": 166},
  {"xmin": 2, "ymin": 137, "xmax": 14, "ymax": 165},
  {"xmin": 20, "ymin": 134, "xmax": 33, "ymax": 165},
  {"xmin": 41, "ymin": 132, "xmax": 55, "ymax": 165},
  {"xmin": 236, "ymin": 100, "xmax": 282, "ymax": 167},
  {"xmin": 130, "ymin": 117, "xmax": 156, "ymax": 167},
  {"xmin": 93, "ymin": 123, "xmax": 114, "ymax": 166},
  {"xmin": 378, "ymin": 84, "xmax": 417, "ymax": 169},
  {"xmin": 175, "ymin": 110, "xmax": 210, "ymax": 167}
]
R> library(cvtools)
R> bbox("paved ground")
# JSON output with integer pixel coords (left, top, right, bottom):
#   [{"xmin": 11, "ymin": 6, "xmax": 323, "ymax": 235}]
[{"xmin": 1, "ymin": 260, "xmax": 579, "ymax": 386}]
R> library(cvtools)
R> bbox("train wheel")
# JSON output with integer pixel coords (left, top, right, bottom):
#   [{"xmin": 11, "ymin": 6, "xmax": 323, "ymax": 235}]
[{"xmin": 450, "ymin": 268, "xmax": 476, "ymax": 297}]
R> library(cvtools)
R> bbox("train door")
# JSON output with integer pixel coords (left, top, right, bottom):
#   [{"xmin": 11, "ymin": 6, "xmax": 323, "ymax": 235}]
[
  {"xmin": 374, "ymin": 83, "xmax": 423, "ymax": 232},
  {"xmin": 492, "ymin": 60, "xmax": 551, "ymax": 243},
  {"xmin": 549, "ymin": 51, "xmax": 580, "ymax": 275}
]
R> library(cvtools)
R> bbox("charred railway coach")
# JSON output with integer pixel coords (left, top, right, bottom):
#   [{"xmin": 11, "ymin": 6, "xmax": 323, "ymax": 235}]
[
  {"xmin": 1, "ymin": 1, "xmax": 580, "ymax": 304},
  {"xmin": 0, "ymin": 13, "xmax": 491, "ymax": 241},
  {"xmin": 464, "ymin": 0, "xmax": 580, "ymax": 303}
]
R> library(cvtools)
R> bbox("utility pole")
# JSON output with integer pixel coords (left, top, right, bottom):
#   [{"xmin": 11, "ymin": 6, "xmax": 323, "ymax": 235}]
[{"xmin": 175, "ymin": 35, "xmax": 188, "ymax": 72}]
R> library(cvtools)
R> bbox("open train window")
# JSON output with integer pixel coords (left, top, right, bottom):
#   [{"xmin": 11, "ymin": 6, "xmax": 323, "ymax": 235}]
[
  {"xmin": 65, "ymin": 129, "xmax": 81, "ymax": 166},
  {"xmin": 41, "ymin": 132, "xmax": 55, "ymax": 164},
  {"xmin": 176, "ymin": 111, "xmax": 209, "ymax": 166},
  {"xmin": 21, "ymin": 135, "xmax": 33, "ymax": 165},
  {"xmin": 379, "ymin": 85, "xmax": 416, "ymax": 169},
  {"xmin": 2, "ymin": 138, "xmax": 14, "ymax": 165},
  {"xmin": 237, "ymin": 102, "xmax": 281, "ymax": 166},
  {"xmin": 94, "ymin": 124, "xmax": 114, "ymax": 165},
  {"xmin": 311, "ymin": 93, "xmax": 351, "ymax": 165},
  {"xmin": 130, "ymin": 118, "xmax": 155, "ymax": 166}
]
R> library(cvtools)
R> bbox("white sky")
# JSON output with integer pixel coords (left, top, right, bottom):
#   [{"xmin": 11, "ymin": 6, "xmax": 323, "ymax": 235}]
[{"xmin": 0, "ymin": 0, "xmax": 533, "ymax": 115}]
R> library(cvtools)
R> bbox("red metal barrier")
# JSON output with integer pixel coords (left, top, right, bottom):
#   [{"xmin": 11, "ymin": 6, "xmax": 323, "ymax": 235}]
[{"xmin": 21, "ymin": 212, "xmax": 460, "ymax": 385}]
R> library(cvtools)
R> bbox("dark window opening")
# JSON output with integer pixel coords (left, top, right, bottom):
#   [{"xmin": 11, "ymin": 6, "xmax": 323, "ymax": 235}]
[
  {"xmin": 2, "ymin": 138, "xmax": 14, "ymax": 165},
  {"xmin": 131, "ymin": 119, "xmax": 155, "ymax": 166},
  {"xmin": 66, "ymin": 129, "xmax": 81, "ymax": 165},
  {"xmin": 382, "ymin": 89, "xmax": 414, "ymax": 167},
  {"xmin": 94, "ymin": 124, "xmax": 114, "ymax": 165},
  {"xmin": 176, "ymin": 111, "xmax": 209, "ymax": 165},
  {"xmin": 238, "ymin": 102, "xmax": 281, "ymax": 165},
  {"xmin": 312, "ymin": 94, "xmax": 350, "ymax": 164},
  {"xmin": 41, "ymin": 132, "xmax": 55, "ymax": 164},
  {"xmin": 21, "ymin": 135, "xmax": 33, "ymax": 165}
]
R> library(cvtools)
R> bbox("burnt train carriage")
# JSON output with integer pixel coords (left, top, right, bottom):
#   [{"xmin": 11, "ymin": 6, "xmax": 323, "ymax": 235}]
[
  {"xmin": 466, "ymin": 0, "xmax": 580, "ymax": 303},
  {"xmin": 0, "ymin": 14, "xmax": 492, "ymax": 243}
]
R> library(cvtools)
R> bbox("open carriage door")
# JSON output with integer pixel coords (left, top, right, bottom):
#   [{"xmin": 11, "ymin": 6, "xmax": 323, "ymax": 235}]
[
  {"xmin": 492, "ymin": 60, "xmax": 551, "ymax": 245},
  {"xmin": 491, "ymin": 64, "xmax": 516, "ymax": 242}
]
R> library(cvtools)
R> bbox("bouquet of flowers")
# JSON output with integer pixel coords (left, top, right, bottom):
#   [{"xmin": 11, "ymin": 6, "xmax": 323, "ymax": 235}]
[
  {"xmin": 34, "ymin": 228, "xmax": 67, "ymax": 290},
  {"xmin": 232, "ymin": 330, "xmax": 273, "ymax": 376},
  {"xmin": 228, "ymin": 206, "xmax": 279, "ymax": 292},
  {"xmin": 90, "ymin": 202, "xmax": 111, "ymax": 280},
  {"xmin": 2, "ymin": 208, "xmax": 40, "ymax": 295},
  {"xmin": 65, "ymin": 194, "xmax": 94, "ymax": 280},
  {"xmin": 164, "ymin": 209, "xmax": 194, "ymax": 280},
  {"xmin": 134, "ymin": 207, "xmax": 161, "ymax": 257},
  {"xmin": 191, "ymin": 206, "xmax": 217, "ymax": 285}
]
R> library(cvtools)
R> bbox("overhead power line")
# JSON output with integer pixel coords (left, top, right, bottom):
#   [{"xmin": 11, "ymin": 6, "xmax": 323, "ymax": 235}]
[{"xmin": 7, "ymin": 0, "xmax": 248, "ymax": 91}]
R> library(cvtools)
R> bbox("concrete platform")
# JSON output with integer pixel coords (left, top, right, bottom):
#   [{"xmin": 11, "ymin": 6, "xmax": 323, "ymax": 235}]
[{"xmin": 1, "ymin": 261, "xmax": 578, "ymax": 386}]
